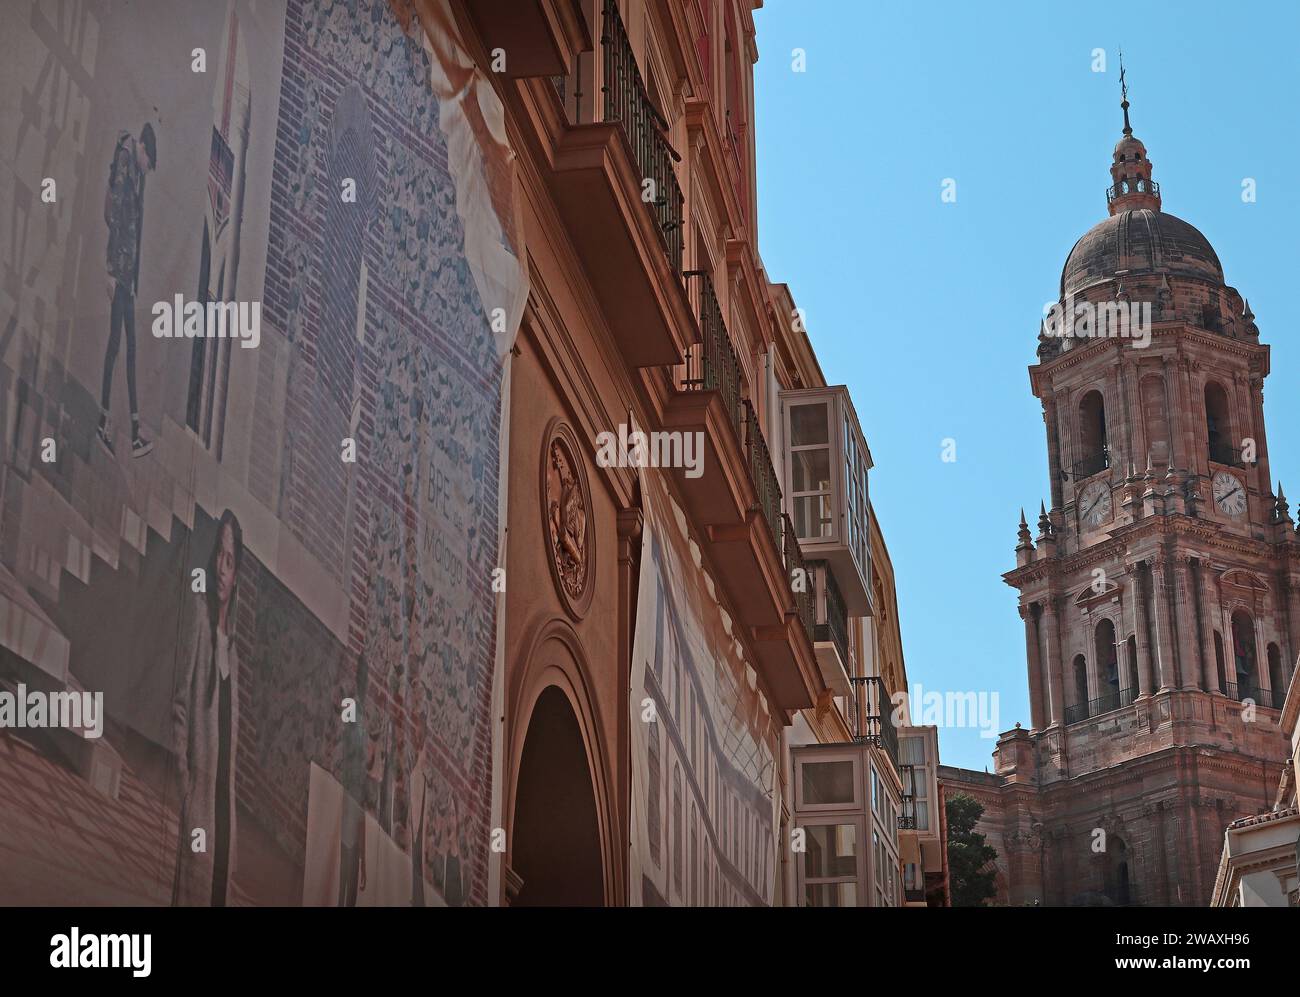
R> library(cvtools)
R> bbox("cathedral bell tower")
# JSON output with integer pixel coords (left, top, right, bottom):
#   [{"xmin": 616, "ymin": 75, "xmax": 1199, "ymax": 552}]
[{"xmin": 996, "ymin": 69, "xmax": 1295, "ymax": 906}]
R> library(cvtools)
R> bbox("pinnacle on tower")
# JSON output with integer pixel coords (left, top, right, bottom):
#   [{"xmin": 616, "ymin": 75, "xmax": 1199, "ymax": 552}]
[{"xmin": 1016, "ymin": 508, "xmax": 1033, "ymax": 550}]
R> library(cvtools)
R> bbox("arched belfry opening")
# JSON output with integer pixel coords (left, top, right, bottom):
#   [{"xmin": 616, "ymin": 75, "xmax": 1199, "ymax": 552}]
[
  {"xmin": 1072, "ymin": 654, "xmax": 1089, "ymax": 715},
  {"xmin": 1077, "ymin": 391, "xmax": 1109, "ymax": 476},
  {"xmin": 1230, "ymin": 611, "xmax": 1258, "ymax": 698},
  {"xmin": 511, "ymin": 686, "xmax": 605, "ymax": 906},
  {"xmin": 1095, "ymin": 618, "xmax": 1119, "ymax": 706},
  {"xmin": 1267, "ymin": 644, "xmax": 1284, "ymax": 706},
  {"xmin": 1205, "ymin": 381, "xmax": 1233, "ymax": 465}
]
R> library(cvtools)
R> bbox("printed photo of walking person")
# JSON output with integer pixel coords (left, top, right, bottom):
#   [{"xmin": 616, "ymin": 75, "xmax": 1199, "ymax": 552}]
[
  {"xmin": 172, "ymin": 509, "xmax": 243, "ymax": 906},
  {"xmin": 98, "ymin": 121, "xmax": 157, "ymax": 459}
]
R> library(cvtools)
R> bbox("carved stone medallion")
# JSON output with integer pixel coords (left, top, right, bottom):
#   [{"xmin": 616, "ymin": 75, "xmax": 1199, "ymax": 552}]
[{"xmin": 542, "ymin": 420, "xmax": 594, "ymax": 618}]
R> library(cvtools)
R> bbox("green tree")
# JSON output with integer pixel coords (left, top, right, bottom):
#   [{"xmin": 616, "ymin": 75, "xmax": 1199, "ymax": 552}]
[{"xmin": 946, "ymin": 793, "xmax": 998, "ymax": 907}]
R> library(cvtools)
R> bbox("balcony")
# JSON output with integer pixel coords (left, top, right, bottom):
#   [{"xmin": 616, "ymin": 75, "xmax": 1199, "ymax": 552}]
[
  {"xmin": 1071, "ymin": 448, "xmax": 1110, "ymax": 480},
  {"xmin": 1064, "ymin": 686, "xmax": 1136, "ymax": 725},
  {"xmin": 464, "ymin": 0, "xmax": 590, "ymax": 78},
  {"xmin": 1223, "ymin": 682, "xmax": 1283, "ymax": 710},
  {"xmin": 808, "ymin": 559, "xmax": 851, "ymax": 696},
  {"xmin": 850, "ymin": 676, "xmax": 899, "ymax": 773},
  {"xmin": 898, "ymin": 763, "xmax": 918, "ymax": 830},
  {"xmin": 664, "ymin": 274, "xmax": 818, "ymax": 711},
  {"xmin": 1209, "ymin": 440, "xmax": 1246, "ymax": 468},
  {"xmin": 545, "ymin": 0, "xmax": 693, "ymax": 367},
  {"xmin": 1106, "ymin": 177, "xmax": 1160, "ymax": 204},
  {"xmin": 750, "ymin": 511, "xmax": 820, "ymax": 711},
  {"xmin": 662, "ymin": 273, "xmax": 750, "ymax": 525},
  {"xmin": 780, "ymin": 387, "xmax": 874, "ymax": 616}
]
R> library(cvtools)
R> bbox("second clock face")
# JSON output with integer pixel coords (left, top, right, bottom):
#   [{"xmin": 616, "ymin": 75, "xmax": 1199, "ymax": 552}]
[
  {"xmin": 1079, "ymin": 480, "xmax": 1112, "ymax": 529},
  {"xmin": 1213, "ymin": 470, "xmax": 1247, "ymax": 517}
]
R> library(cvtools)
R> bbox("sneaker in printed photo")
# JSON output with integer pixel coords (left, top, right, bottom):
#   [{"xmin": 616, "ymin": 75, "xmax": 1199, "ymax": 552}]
[
  {"xmin": 131, "ymin": 433, "xmax": 153, "ymax": 458},
  {"xmin": 96, "ymin": 422, "xmax": 116, "ymax": 457}
]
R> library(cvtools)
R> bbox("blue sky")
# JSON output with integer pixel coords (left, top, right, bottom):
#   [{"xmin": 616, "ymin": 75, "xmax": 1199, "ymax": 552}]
[{"xmin": 753, "ymin": 0, "xmax": 1300, "ymax": 770}]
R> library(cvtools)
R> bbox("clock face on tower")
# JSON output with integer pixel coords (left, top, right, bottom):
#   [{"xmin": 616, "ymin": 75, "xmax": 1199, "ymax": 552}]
[
  {"xmin": 1079, "ymin": 479, "xmax": 1112, "ymax": 529},
  {"xmin": 1212, "ymin": 470, "xmax": 1247, "ymax": 517}
]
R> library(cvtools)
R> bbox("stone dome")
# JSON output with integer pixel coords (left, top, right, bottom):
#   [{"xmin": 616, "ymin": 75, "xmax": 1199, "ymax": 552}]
[{"xmin": 1060, "ymin": 208, "xmax": 1223, "ymax": 297}]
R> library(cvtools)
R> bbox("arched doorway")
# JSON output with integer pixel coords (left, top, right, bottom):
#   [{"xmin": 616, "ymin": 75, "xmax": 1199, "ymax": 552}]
[{"xmin": 511, "ymin": 686, "xmax": 604, "ymax": 906}]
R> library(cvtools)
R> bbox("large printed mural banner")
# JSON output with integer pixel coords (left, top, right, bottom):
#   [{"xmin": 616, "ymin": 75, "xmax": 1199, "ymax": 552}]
[
  {"xmin": 629, "ymin": 467, "xmax": 781, "ymax": 906},
  {"xmin": 0, "ymin": 0, "xmax": 524, "ymax": 905}
]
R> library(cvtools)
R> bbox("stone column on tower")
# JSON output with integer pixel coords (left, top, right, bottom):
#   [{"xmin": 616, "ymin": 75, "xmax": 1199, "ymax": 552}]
[
  {"xmin": 1286, "ymin": 573, "xmax": 1300, "ymax": 675},
  {"xmin": 1254, "ymin": 613, "xmax": 1273, "ymax": 703},
  {"xmin": 1194, "ymin": 559, "xmax": 1222, "ymax": 695},
  {"xmin": 1151, "ymin": 554, "xmax": 1179, "ymax": 691},
  {"xmin": 1173, "ymin": 553, "xmax": 1201, "ymax": 690},
  {"xmin": 1043, "ymin": 398, "xmax": 1064, "ymax": 512},
  {"xmin": 1042, "ymin": 597, "xmax": 1065, "ymax": 726},
  {"xmin": 1131, "ymin": 559, "xmax": 1155, "ymax": 697},
  {"xmin": 1021, "ymin": 603, "xmax": 1047, "ymax": 730},
  {"xmin": 1177, "ymin": 358, "xmax": 1197, "ymax": 480},
  {"xmin": 1250, "ymin": 377, "xmax": 1271, "ymax": 501}
]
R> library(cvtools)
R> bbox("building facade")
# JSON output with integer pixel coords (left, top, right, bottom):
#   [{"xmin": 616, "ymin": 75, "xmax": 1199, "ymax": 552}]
[
  {"xmin": 1211, "ymin": 665, "xmax": 1299, "ymax": 906},
  {"xmin": 0, "ymin": 0, "xmax": 938, "ymax": 906},
  {"xmin": 940, "ymin": 91, "xmax": 1294, "ymax": 907}
]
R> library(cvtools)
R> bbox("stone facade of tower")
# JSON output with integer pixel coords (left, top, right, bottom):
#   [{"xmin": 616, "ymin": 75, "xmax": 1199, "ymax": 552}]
[{"xmin": 939, "ymin": 97, "xmax": 1295, "ymax": 907}]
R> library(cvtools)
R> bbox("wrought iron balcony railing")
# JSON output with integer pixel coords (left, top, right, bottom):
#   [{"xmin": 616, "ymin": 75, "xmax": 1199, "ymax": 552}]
[
  {"xmin": 601, "ymin": 0, "xmax": 683, "ymax": 270},
  {"xmin": 1209, "ymin": 440, "xmax": 1246, "ymax": 468},
  {"xmin": 1071, "ymin": 448, "xmax": 1110, "ymax": 480},
  {"xmin": 1065, "ymin": 686, "xmax": 1136, "ymax": 725},
  {"xmin": 1223, "ymin": 682, "xmax": 1283, "ymax": 709},
  {"xmin": 744, "ymin": 398, "xmax": 783, "ymax": 549},
  {"xmin": 1106, "ymin": 177, "xmax": 1160, "ymax": 203},
  {"xmin": 850, "ymin": 676, "xmax": 899, "ymax": 773},
  {"xmin": 682, "ymin": 271, "xmax": 742, "ymax": 442},
  {"xmin": 810, "ymin": 559, "xmax": 849, "ymax": 668},
  {"xmin": 898, "ymin": 762, "xmax": 917, "ymax": 830},
  {"xmin": 783, "ymin": 515, "xmax": 814, "ymax": 641},
  {"xmin": 680, "ymin": 274, "xmax": 796, "ymax": 633}
]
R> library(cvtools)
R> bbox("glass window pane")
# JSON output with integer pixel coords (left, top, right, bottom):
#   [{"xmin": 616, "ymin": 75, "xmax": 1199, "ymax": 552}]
[
  {"xmin": 791, "ymin": 448, "xmax": 831, "ymax": 493},
  {"xmin": 791, "ymin": 403, "xmax": 829, "ymax": 446},
  {"xmin": 805, "ymin": 882, "xmax": 858, "ymax": 907},
  {"xmin": 804, "ymin": 823, "xmax": 857, "ymax": 878},
  {"xmin": 899, "ymin": 736, "xmax": 923, "ymax": 766},
  {"xmin": 816, "ymin": 495, "xmax": 833, "ymax": 536},
  {"xmin": 801, "ymin": 760, "xmax": 855, "ymax": 805},
  {"xmin": 794, "ymin": 495, "xmax": 834, "ymax": 540}
]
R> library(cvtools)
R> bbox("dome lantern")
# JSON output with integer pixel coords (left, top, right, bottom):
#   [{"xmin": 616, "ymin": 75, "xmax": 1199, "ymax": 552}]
[{"xmin": 1106, "ymin": 57, "xmax": 1161, "ymax": 215}]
